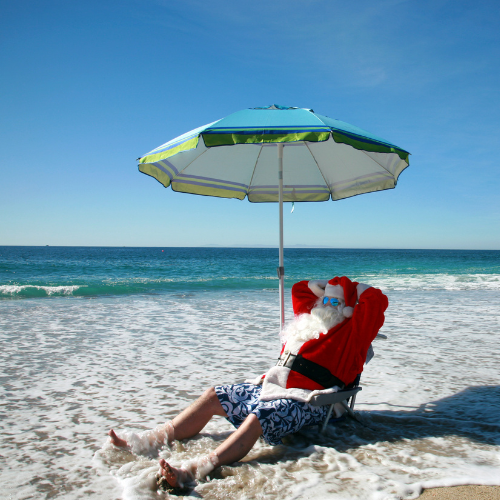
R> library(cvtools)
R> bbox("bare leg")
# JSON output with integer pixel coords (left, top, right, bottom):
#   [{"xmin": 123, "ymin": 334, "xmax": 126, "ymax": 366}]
[
  {"xmin": 158, "ymin": 413, "xmax": 263, "ymax": 488},
  {"xmin": 171, "ymin": 386, "xmax": 227, "ymax": 441},
  {"xmin": 108, "ymin": 386, "xmax": 227, "ymax": 448},
  {"xmin": 213, "ymin": 413, "xmax": 263, "ymax": 465}
]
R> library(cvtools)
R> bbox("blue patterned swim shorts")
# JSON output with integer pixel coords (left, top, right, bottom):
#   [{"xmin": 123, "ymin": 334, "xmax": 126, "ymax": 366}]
[{"xmin": 214, "ymin": 383, "xmax": 328, "ymax": 446}]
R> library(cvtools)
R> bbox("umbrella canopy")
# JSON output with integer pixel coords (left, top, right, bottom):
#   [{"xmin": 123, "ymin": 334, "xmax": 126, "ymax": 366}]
[{"xmin": 138, "ymin": 105, "xmax": 410, "ymax": 326}]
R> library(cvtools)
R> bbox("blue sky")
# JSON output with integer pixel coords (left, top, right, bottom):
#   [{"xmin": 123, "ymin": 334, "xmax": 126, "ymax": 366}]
[{"xmin": 1, "ymin": 0, "xmax": 499, "ymax": 249}]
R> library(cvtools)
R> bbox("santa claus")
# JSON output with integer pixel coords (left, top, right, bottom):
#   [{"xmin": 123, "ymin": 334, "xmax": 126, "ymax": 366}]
[
  {"xmin": 260, "ymin": 276, "xmax": 388, "ymax": 401},
  {"xmin": 108, "ymin": 277, "xmax": 388, "ymax": 491}
]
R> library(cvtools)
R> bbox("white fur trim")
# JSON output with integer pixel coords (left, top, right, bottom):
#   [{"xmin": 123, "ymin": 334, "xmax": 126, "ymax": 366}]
[
  {"xmin": 305, "ymin": 386, "xmax": 339, "ymax": 402},
  {"xmin": 308, "ymin": 279, "xmax": 329, "ymax": 297},
  {"xmin": 260, "ymin": 377, "xmax": 343, "ymax": 403},
  {"xmin": 324, "ymin": 283, "xmax": 344, "ymax": 300},
  {"xmin": 357, "ymin": 283, "xmax": 371, "ymax": 298},
  {"xmin": 342, "ymin": 306, "xmax": 354, "ymax": 318},
  {"xmin": 259, "ymin": 366, "xmax": 315, "ymax": 402},
  {"xmin": 260, "ymin": 366, "xmax": 291, "ymax": 394}
]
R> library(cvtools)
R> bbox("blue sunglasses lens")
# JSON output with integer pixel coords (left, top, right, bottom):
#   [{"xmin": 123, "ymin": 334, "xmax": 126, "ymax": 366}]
[{"xmin": 323, "ymin": 297, "xmax": 339, "ymax": 306}]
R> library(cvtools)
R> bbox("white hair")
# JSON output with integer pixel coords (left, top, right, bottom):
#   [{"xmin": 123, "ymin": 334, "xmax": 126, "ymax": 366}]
[{"xmin": 280, "ymin": 301, "xmax": 345, "ymax": 354}]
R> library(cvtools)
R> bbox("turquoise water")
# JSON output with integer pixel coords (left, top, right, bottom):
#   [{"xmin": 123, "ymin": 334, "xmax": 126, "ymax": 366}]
[{"xmin": 1, "ymin": 246, "xmax": 499, "ymax": 298}]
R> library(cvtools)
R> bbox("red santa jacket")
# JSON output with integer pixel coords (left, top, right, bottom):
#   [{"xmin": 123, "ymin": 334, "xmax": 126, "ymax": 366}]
[{"xmin": 285, "ymin": 278, "xmax": 388, "ymax": 390}]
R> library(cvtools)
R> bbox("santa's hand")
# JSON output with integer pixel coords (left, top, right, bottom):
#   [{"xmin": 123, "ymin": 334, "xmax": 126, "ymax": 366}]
[{"xmin": 308, "ymin": 279, "xmax": 329, "ymax": 297}]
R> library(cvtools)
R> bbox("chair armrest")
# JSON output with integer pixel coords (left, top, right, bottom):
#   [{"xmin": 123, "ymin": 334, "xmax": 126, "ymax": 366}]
[{"xmin": 309, "ymin": 387, "xmax": 362, "ymax": 407}]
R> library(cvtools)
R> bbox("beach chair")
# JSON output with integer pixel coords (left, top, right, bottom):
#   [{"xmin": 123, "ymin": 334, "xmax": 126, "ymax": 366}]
[{"xmin": 309, "ymin": 333, "xmax": 387, "ymax": 433}]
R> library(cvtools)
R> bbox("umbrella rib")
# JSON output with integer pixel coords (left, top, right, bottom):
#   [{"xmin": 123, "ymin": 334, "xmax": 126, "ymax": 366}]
[
  {"xmin": 305, "ymin": 142, "xmax": 331, "ymax": 193},
  {"xmin": 359, "ymin": 149, "xmax": 396, "ymax": 177},
  {"xmin": 306, "ymin": 141, "xmax": 400, "ymax": 194},
  {"xmin": 175, "ymin": 144, "xmax": 212, "ymax": 176},
  {"xmin": 246, "ymin": 145, "xmax": 264, "ymax": 195}
]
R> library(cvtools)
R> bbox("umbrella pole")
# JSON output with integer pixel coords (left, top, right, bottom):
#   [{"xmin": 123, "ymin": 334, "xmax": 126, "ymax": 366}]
[{"xmin": 278, "ymin": 143, "xmax": 285, "ymax": 329}]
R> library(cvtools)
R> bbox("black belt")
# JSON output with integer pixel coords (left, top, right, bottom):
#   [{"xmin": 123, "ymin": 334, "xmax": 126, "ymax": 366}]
[{"xmin": 276, "ymin": 351, "xmax": 345, "ymax": 389}]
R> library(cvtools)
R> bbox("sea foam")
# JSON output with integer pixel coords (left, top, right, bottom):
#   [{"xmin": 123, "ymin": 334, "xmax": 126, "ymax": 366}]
[
  {"xmin": 0, "ymin": 284, "xmax": 82, "ymax": 296},
  {"xmin": 1, "ymin": 288, "xmax": 499, "ymax": 499}
]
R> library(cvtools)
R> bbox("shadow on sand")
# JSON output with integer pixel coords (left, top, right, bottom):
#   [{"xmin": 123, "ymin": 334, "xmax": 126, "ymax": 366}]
[
  {"xmin": 118, "ymin": 386, "xmax": 500, "ymax": 497},
  {"xmin": 247, "ymin": 385, "xmax": 500, "ymax": 465}
]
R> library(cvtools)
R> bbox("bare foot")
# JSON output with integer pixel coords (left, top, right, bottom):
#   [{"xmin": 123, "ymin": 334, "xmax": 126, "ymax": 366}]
[
  {"xmin": 158, "ymin": 458, "xmax": 190, "ymax": 488},
  {"xmin": 108, "ymin": 429, "xmax": 129, "ymax": 448}
]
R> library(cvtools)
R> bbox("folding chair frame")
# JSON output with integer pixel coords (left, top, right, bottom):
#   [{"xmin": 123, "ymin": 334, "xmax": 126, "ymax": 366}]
[{"xmin": 309, "ymin": 374, "xmax": 362, "ymax": 433}]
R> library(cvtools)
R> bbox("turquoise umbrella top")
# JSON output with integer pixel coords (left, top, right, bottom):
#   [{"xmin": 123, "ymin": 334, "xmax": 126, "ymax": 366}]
[
  {"xmin": 140, "ymin": 105, "xmax": 409, "ymax": 165},
  {"xmin": 138, "ymin": 105, "xmax": 410, "ymax": 203}
]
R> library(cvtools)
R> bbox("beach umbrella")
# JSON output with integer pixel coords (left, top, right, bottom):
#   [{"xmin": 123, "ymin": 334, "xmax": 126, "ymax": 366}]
[{"xmin": 137, "ymin": 105, "xmax": 410, "ymax": 327}]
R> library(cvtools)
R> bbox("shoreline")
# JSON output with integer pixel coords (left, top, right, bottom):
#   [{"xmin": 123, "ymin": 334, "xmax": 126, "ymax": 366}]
[{"xmin": 419, "ymin": 485, "xmax": 500, "ymax": 499}]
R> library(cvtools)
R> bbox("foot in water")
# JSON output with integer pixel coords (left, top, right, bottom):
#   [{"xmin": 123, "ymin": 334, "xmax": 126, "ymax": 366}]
[
  {"xmin": 158, "ymin": 458, "xmax": 188, "ymax": 488},
  {"xmin": 108, "ymin": 429, "xmax": 129, "ymax": 448}
]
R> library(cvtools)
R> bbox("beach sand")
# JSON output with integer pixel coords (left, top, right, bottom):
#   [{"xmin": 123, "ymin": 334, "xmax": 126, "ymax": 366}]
[{"xmin": 419, "ymin": 485, "xmax": 500, "ymax": 499}]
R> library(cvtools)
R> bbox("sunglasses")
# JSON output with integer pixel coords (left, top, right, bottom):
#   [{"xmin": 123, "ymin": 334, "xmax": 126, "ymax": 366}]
[{"xmin": 323, "ymin": 297, "xmax": 340, "ymax": 307}]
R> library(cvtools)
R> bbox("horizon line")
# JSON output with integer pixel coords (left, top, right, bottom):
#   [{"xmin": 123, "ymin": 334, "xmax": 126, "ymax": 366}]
[{"xmin": 0, "ymin": 245, "xmax": 499, "ymax": 251}]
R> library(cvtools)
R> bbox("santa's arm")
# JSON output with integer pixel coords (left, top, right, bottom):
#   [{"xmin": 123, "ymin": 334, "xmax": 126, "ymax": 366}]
[
  {"xmin": 351, "ymin": 286, "xmax": 389, "ymax": 348},
  {"xmin": 356, "ymin": 283, "xmax": 372, "ymax": 296},
  {"xmin": 291, "ymin": 280, "xmax": 325, "ymax": 316}
]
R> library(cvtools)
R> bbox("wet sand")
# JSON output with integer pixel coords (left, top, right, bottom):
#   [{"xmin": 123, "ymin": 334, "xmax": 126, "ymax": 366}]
[{"xmin": 419, "ymin": 485, "xmax": 500, "ymax": 499}]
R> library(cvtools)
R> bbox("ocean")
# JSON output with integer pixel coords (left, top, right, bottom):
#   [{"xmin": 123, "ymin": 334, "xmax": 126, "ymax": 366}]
[{"xmin": 1, "ymin": 246, "xmax": 499, "ymax": 500}]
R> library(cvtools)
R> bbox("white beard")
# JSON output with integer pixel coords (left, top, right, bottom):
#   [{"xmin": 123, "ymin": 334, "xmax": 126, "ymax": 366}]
[{"xmin": 280, "ymin": 303, "xmax": 345, "ymax": 354}]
